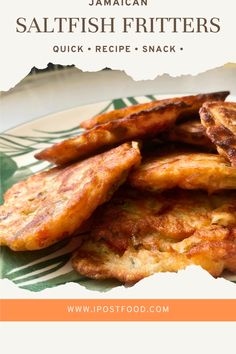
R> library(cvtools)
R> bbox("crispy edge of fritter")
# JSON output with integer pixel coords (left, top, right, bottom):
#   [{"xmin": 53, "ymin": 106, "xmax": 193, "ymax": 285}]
[
  {"xmin": 80, "ymin": 91, "xmax": 230, "ymax": 129},
  {"xmin": 35, "ymin": 101, "xmax": 188, "ymax": 166},
  {"xmin": 0, "ymin": 142, "xmax": 141, "ymax": 251},
  {"xmin": 161, "ymin": 120, "xmax": 215, "ymax": 150},
  {"xmin": 128, "ymin": 151, "xmax": 236, "ymax": 193},
  {"xmin": 72, "ymin": 227, "xmax": 236, "ymax": 283},
  {"xmin": 200, "ymin": 101, "xmax": 236, "ymax": 167},
  {"xmin": 81, "ymin": 100, "xmax": 161, "ymax": 129}
]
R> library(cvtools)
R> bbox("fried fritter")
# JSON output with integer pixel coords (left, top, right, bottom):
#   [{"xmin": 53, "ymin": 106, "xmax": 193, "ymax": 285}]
[
  {"xmin": 81, "ymin": 100, "xmax": 162, "ymax": 129},
  {"xmin": 35, "ymin": 101, "xmax": 188, "ymax": 165},
  {"xmin": 128, "ymin": 151, "xmax": 236, "ymax": 193},
  {"xmin": 0, "ymin": 143, "xmax": 140, "ymax": 251},
  {"xmin": 200, "ymin": 101, "xmax": 236, "ymax": 167},
  {"xmin": 72, "ymin": 189, "xmax": 236, "ymax": 282},
  {"xmin": 81, "ymin": 91, "xmax": 230, "ymax": 129},
  {"xmin": 161, "ymin": 120, "xmax": 215, "ymax": 149}
]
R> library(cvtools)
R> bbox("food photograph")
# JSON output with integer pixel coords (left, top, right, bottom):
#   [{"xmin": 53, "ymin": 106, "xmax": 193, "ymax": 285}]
[{"xmin": 1, "ymin": 65, "xmax": 236, "ymax": 292}]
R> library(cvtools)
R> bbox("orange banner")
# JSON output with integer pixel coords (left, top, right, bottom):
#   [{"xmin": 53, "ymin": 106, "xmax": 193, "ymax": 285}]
[{"xmin": 1, "ymin": 299, "xmax": 236, "ymax": 321}]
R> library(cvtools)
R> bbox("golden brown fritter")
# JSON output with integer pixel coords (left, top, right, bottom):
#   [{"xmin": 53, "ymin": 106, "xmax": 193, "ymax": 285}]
[
  {"xmin": 81, "ymin": 91, "xmax": 229, "ymax": 129},
  {"xmin": 200, "ymin": 101, "xmax": 236, "ymax": 167},
  {"xmin": 0, "ymin": 143, "xmax": 140, "ymax": 251},
  {"xmin": 81, "ymin": 100, "xmax": 162, "ymax": 129},
  {"xmin": 72, "ymin": 189, "xmax": 236, "ymax": 282},
  {"xmin": 35, "ymin": 101, "xmax": 188, "ymax": 165},
  {"xmin": 161, "ymin": 120, "xmax": 215, "ymax": 149},
  {"xmin": 128, "ymin": 151, "xmax": 236, "ymax": 193}
]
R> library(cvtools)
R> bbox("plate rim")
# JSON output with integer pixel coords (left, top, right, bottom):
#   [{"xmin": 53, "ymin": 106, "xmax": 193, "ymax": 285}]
[{"xmin": 4, "ymin": 92, "xmax": 234, "ymax": 135}]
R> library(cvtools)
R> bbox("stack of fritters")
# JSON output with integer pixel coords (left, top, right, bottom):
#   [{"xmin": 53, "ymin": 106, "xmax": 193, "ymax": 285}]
[{"xmin": 1, "ymin": 91, "xmax": 236, "ymax": 284}]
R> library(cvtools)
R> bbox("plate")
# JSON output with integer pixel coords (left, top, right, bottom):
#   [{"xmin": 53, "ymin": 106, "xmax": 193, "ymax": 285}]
[{"xmin": 1, "ymin": 93, "xmax": 236, "ymax": 292}]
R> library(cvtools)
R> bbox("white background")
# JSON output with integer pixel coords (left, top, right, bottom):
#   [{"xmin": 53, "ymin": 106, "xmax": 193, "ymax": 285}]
[
  {"xmin": 1, "ymin": 322, "xmax": 236, "ymax": 354},
  {"xmin": 1, "ymin": 0, "xmax": 236, "ymax": 90},
  {"xmin": 1, "ymin": 0, "xmax": 236, "ymax": 350}
]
